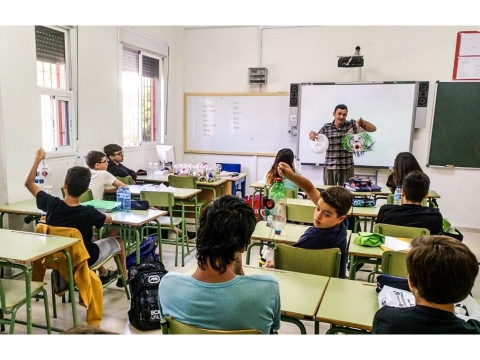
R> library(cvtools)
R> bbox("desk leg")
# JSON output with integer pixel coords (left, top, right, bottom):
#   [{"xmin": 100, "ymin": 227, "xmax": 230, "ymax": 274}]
[
  {"xmin": 281, "ymin": 315, "xmax": 307, "ymax": 335},
  {"xmin": 348, "ymin": 254, "xmax": 358, "ymax": 280},
  {"xmin": 62, "ymin": 249, "xmax": 78, "ymax": 327},
  {"xmin": 0, "ymin": 212, "xmax": 5, "ymax": 229}
]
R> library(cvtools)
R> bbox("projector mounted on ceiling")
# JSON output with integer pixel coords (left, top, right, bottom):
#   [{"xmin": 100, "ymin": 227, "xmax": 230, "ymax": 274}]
[{"xmin": 338, "ymin": 46, "xmax": 364, "ymax": 68}]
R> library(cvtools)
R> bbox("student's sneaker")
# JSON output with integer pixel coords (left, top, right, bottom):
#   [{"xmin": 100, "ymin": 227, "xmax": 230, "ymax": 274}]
[
  {"xmin": 99, "ymin": 269, "xmax": 118, "ymax": 285},
  {"xmin": 116, "ymin": 277, "xmax": 129, "ymax": 288}
]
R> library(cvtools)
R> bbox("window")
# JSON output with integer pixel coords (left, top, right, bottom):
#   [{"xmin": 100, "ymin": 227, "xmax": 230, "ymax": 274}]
[
  {"xmin": 119, "ymin": 28, "xmax": 168, "ymax": 146},
  {"xmin": 35, "ymin": 25, "xmax": 77, "ymax": 153}
]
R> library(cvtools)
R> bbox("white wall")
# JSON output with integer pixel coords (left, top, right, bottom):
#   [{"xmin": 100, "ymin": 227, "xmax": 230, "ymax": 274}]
[
  {"xmin": 0, "ymin": 25, "xmax": 182, "ymax": 205},
  {"xmin": 182, "ymin": 26, "xmax": 480, "ymax": 229}
]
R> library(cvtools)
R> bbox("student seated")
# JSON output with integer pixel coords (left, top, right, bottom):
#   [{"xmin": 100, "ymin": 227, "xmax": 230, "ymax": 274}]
[
  {"xmin": 25, "ymin": 148, "xmax": 123, "ymax": 285},
  {"xmin": 104, "ymin": 144, "xmax": 137, "ymax": 183},
  {"xmin": 262, "ymin": 148, "xmax": 300, "ymax": 191},
  {"xmin": 85, "ymin": 150, "xmax": 128, "ymax": 285},
  {"xmin": 85, "ymin": 150, "xmax": 127, "ymax": 201},
  {"xmin": 376, "ymin": 171, "xmax": 443, "ymax": 235},
  {"xmin": 265, "ymin": 162, "xmax": 353, "ymax": 278},
  {"xmin": 372, "ymin": 235, "xmax": 480, "ymax": 334},
  {"xmin": 158, "ymin": 195, "xmax": 281, "ymax": 334},
  {"xmin": 386, "ymin": 152, "xmax": 424, "ymax": 194}
]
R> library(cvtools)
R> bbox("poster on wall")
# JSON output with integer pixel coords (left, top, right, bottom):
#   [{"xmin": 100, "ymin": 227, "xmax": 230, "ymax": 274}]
[{"xmin": 453, "ymin": 31, "xmax": 480, "ymax": 80}]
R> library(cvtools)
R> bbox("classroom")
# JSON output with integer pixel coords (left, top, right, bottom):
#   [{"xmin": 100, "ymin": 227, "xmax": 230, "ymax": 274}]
[{"xmin": 0, "ymin": 4, "xmax": 479, "ymax": 344}]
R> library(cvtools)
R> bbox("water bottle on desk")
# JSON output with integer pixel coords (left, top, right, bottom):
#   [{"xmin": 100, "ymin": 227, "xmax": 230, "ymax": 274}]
[
  {"xmin": 394, "ymin": 186, "xmax": 402, "ymax": 205},
  {"xmin": 116, "ymin": 187, "xmax": 124, "ymax": 211},
  {"xmin": 124, "ymin": 187, "xmax": 131, "ymax": 212}
]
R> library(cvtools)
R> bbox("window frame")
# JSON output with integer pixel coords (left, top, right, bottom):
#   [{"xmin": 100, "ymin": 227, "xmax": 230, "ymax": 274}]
[
  {"xmin": 118, "ymin": 27, "xmax": 169, "ymax": 149},
  {"xmin": 36, "ymin": 25, "xmax": 78, "ymax": 158}
]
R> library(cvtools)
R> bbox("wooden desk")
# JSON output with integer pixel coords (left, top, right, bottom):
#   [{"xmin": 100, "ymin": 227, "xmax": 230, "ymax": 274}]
[
  {"xmin": 0, "ymin": 229, "xmax": 80, "ymax": 333},
  {"xmin": 222, "ymin": 172, "xmax": 247, "ymax": 198},
  {"xmin": 316, "ymin": 277, "xmax": 379, "ymax": 333},
  {"xmin": 244, "ymin": 266, "xmax": 330, "ymax": 334},
  {"xmin": 100, "ymin": 208, "xmax": 166, "ymax": 265},
  {"xmin": 0, "ymin": 199, "xmax": 42, "ymax": 229},
  {"xmin": 246, "ymin": 220, "xmax": 351, "ymax": 266}
]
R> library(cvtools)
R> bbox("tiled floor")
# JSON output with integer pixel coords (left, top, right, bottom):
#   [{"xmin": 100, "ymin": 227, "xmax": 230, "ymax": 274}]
[{"xmin": 2, "ymin": 229, "xmax": 480, "ymax": 335}]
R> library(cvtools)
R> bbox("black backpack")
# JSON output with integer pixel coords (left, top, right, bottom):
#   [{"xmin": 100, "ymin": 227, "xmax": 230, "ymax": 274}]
[{"xmin": 127, "ymin": 260, "xmax": 168, "ymax": 331}]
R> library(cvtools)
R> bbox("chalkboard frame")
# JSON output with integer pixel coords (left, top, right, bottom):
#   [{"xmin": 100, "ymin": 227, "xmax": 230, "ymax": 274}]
[
  {"xmin": 427, "ymin": 81, "xmax": 480, "ymax": 169},
  {"xmin": 184, "ymin": 92, "xmax": 294, "ymax": 156}
]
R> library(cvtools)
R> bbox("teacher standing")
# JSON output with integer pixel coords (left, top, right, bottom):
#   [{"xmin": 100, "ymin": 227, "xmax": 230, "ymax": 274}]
[{"xmin": 309, "ymin": 104, "xmax": 377, "ymax": 186}]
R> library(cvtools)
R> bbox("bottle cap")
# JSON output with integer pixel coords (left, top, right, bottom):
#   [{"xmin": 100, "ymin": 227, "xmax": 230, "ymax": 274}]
[{"xmin": 275, "ymin": 177, "xmax": 283, "ymax": 182}]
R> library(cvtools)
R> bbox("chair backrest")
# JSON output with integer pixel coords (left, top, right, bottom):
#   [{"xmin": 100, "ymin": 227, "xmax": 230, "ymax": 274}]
[
  {"xmin": 386, "ymin": 193, "xmax": 428, "ymax": 206},
  {"xmin": 373, "ymin": 223, "xmax": 430, "ymax": 238},
  {"xmin": 273, "ymin": 244, "xmax": 341, "ymax": 277},
  {"xmin": 168, "ymin": 175, "xmax": 197, "ymax": 189},
  {"xmin": 381, "ymin": 251, "xmax": 408, "ymax": 277},
  {"xmin": 116, "ymin": 175, "xmax": 133, "ymax": 185},
  {"xmin": 218, "ymin": 163, "xmax": 241, "ymax": 173},
  {"xmin": 161, "ymin": 317, "xmax": 262, "ymax": 334},
  {"xmin": 140, "ymin": 191, "xmax": 175, "ymax": 217},
  {"xmin": 286, "ymin": 203, "xmax": 314, "ymax": 224},
  {"xmin": 60, "ymin": 188, "xmax": 93, "ymax": 203},
  {"xmin": 285, "ymin": 189, "xmax": 298, "ymax": 199}
]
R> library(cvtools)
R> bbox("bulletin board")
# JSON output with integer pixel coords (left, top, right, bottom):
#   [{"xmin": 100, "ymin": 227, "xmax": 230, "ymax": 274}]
[{"xmin": 452, "ymin": 31, "xmax": 480, "ymax": 80}]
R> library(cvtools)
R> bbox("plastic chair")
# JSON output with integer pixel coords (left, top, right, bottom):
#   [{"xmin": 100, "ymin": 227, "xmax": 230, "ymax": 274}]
[
  {"xmin": 167, "ymin": 175, "xmax": 207, "ymax": 233},
  {"xmin": 381, "ymin": 251, "xmax": 408, "ymax": 278},
  {"xmin": 0, "ymin": 267, "xmax": 51, "ymax": 334},
  {"xmin": 273, "ymin": 244, "xmax": 341, "ymax": 278},
  {"xmin": 140, "ymin": 191, "xmax": 189, "ymax": 267},
  {"xmin": 60, "ymin": 188, "xmax": 93, "ymax": 203},
  {"xmin": 365, "ymin": 223, "xmax": 430, "ymax": 282},
  {"xmin": 160, "ymin": 316, "xmax": 262, "ymax": 334},
  {"xmin": 386, "ymin": 194, "xmax": 428, "ymax": 206},
  {"xmin": 286, "ymin": 203, "xmax": 314, "ymax": 224},
  {"xmin": 285, "ymin": 189, "xmax": 298, "ymax": 199},
  {"xmin": 116, "ymin": 176, "xmax": 134, "ymax": 185}
]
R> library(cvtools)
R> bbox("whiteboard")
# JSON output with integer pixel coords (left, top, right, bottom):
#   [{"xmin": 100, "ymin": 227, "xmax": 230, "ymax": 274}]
[
  {"xmin": 297, "ymin": 83, "xmax": 417, "ymax": 168},
  {"xmin": 184, "ymin": 93, "xmax": 296, "ymax": 156}
]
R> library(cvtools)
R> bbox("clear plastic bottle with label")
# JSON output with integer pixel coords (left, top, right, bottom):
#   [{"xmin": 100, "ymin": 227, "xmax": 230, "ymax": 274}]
[
  {"xmin": 394, "ymin": 186, "xmax": 402, "ymax": 205},
  {"xmin": 123, "ymin": 187, "xmax": 131, "ymax": 212},
  {"xmin": 116, "ymin": 187, "xmax": 124, "ymax": 211},
  {"xmin": 41, "ymin": 164, "xmax": 53, "ymax": 194}
]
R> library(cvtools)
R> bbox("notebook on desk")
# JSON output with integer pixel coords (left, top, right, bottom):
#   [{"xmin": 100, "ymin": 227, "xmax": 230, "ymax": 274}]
[
  {"xmin": 220, "ymin": 171, "xmax": 239, "ymax": 177},
  {"xmin": 81, "ymin": 200, "xmax": 121, "ymax": 213}
]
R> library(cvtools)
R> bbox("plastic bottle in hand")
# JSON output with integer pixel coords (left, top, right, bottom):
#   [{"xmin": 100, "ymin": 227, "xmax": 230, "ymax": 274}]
[
  {"xmin": 74, "ymin": 155, "xmax": 82, "ymax": 167},
  {"xmin": 394, "ymin": 186, "xmax": 402, "ymax": 205},
  {"xmin": 294, "ymin": 156, "xmax": 302, "ymax": 174},
  {"xmin": 123, "ymin": 187, "xmax": 131, "ymax": 212},
  {"xmin": 258, "ymin": 244, "xmax": 271, "ymax": 267},
  {"xmin": 41, "ymin": 164, "xmax": 53, "ymax": 194},
  {"xmin": 270, "ymin": 177, "xmax": 287, "ymax": 234},
  {"xmin": 116, "ymin": 187, "xmax": 124, "ymax": 211}
]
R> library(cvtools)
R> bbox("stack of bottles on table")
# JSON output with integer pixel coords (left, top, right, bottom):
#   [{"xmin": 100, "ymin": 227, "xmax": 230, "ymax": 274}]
[
  {"xmin": 116, "ymin": 186, "xmax": 131, "ymax": 212},
  {"xmin": 172, "ymin": 162, "xmax": 222, "ymax": 182}
]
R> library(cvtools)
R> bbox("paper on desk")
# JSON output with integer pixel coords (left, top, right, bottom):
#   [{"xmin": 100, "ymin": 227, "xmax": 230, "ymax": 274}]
[
  {"xmin": 143, "ymin": 184, "xmax": 176, "ymax": 192},
  {"xmin": 383, "ymin": 236, "xmax": 411, "ymax": 251}
]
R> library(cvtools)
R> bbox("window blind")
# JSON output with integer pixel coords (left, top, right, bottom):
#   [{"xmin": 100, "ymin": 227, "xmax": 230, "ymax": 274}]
[{"xmin": 35, "ymin": 26, "xmax": 66, "ymax": 64}]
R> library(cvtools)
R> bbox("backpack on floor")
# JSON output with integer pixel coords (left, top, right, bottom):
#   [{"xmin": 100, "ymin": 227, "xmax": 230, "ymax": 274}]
[{"xmin": 128, "ymin": 260, "xmax": 168, "ymax": 331}]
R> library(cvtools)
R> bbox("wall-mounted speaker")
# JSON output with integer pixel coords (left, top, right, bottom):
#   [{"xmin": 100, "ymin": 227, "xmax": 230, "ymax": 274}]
[
  {"xmin": 414, "ymin": 81, "xmax": 429, "ymax": 129},
  {"xmin": 289, "ymin": 83, "xmax": 299, "ymax": 107},
  {"xmin": 417, "ymin": 81, "xmax": 429, "ymax": 107}
]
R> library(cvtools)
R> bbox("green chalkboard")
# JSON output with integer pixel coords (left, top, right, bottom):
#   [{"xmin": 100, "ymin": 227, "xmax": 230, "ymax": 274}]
[{"xmin": 428, "ymin": 81, "xmax": 480, "ymax": 169}]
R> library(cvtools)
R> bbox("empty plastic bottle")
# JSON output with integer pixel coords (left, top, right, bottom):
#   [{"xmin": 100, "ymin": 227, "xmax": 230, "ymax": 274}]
[
  {"xmin": 123, "ymin": 187, "xmax": 131, "ymax": 212},
  {"xmin": 116, "ymin": 187, "xmax": 124, "ymax": 211},
  {"xmin": 394, "ymin": 186, "xmax": 402, "ymax": 205}
]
